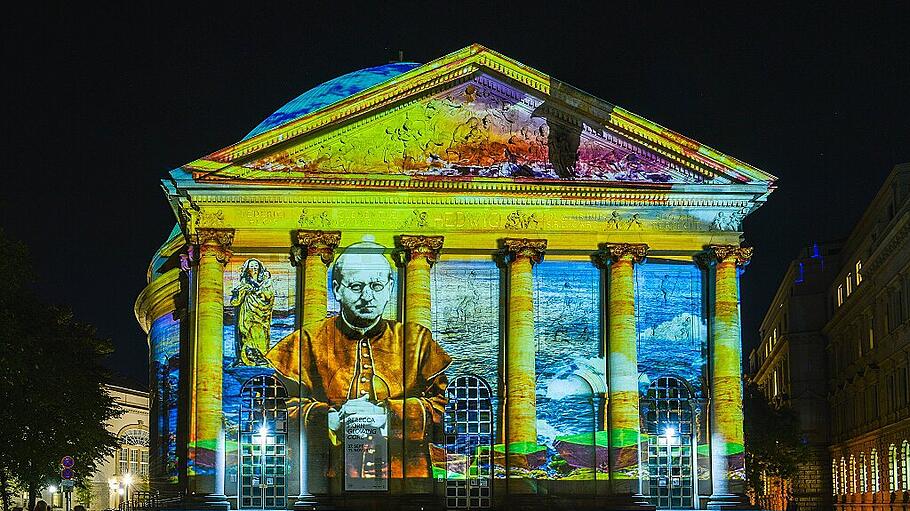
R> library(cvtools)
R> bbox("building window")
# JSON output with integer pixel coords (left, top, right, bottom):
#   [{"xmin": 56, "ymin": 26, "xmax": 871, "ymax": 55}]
[
  {"xmin": 890, "ymin": 444, "xmax": 899, "ymax": 491},
  {"xmin": 838, "ymin": 285, "xmax": 844, "ymax": 307},
  {"xmin": 841, "ymin": 457, "xmax": 848, "ymax": 495},
  {"xmin": 903, "ymin": 441, "xmax": 910, "ymax": 490},
  {"xmin": 869, "ymin": 315, "xmax": 875, "ymax": 351},
  {"xmin": 833, "ymin": 460, "xmax": 840, "ymax": 495},
  {"xmin": 850, "ymin": 455, "xmax": 857, "ymax": 493},
  {"xmin": 847, "ymin": 273, "xmax": 854, "ymax": 296},
  {"xmin": 856, "ymin": 260, "xmax": 863, "ymax": 284},
  {"xmin": 861, "ymin": 452, "xmax": 868, "ymax": 493},
  {"xmin": 872, "ymin": 449, "xmax": 880, "ymax": 492},
  {"xmin": 116, "ymin": 427, "xmax": 149, "ymax": 478}
]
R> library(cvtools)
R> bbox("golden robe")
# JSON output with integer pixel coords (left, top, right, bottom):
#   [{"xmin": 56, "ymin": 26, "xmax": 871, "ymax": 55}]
[{"xmin": 266, "ymin": 316, "xmax": 451, "ymax": 480}]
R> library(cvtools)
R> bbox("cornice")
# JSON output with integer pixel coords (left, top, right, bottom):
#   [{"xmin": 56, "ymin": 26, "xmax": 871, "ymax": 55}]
[
  {"xmin": 187, "ymin": 44, "xmax": 775, "ymax": 187},
  {"xmin": 135, "ymin": 268, "xmax": 183, "ymax": 334}
]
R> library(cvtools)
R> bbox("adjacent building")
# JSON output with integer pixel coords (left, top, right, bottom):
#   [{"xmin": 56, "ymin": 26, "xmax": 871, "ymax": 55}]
[
  {"xmin": 750, "ymin": 163, "xmax": 910, "ymax": 510},
  {"xmin": 827, "ymin": 163, "xmax": 910, "ymax": 508},
  {"xmin": 87, "ymin": 381, "xmax": 151, "ymax": 511},
  {"xmin": 749, "ymin": 241, "xmax": 840, "ymax": 510},
  {"xmin": 135, "ymin": 44, "xmax": 776, "ymax": 510}
]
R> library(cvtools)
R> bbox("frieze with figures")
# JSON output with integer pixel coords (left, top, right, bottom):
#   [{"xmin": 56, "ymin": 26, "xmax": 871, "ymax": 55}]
[
  {"xmin": 240, "ymin": 75, "xmax": 714, "ymax": 184},
  {"xmin": 191, "ymin": 205, "xmax": 745, "ymax": 233}
]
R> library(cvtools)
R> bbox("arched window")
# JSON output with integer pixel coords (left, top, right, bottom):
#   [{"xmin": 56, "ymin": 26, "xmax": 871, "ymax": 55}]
[
  {"xmin": 117, "ymin": 426, "xmax": 149, "ymax": 478},
  {"xmin": 833, "ymin": 460, "xmax": 839, "ymax": 495},
  {"xmin": 890, "ymin": 444, "xmax": 899, "ymax": 492},
  {"xmin": 860, "ymin": 452, "xmax": 868, "ymax": 493},
  {"xmin": 903, "ymin": 440, "xmax": 910, "ymax": 490},
  {"xmin": 444, "ymin": 375, "xmax": 493, "ymax": 510},
  {"xmin": 841, "ymin": 457, "xmax": 848, "ymax": 495},
  {"xmin": 238, "ymin": 375, "xmax": 288, "ymax": 510},
  {"xmin": 872, "ymin": 449, "xmax": 881, "ymax": 492},
  {"xmin": 850, "ymin": 455, "xmax": 857, "ymax": 494}
]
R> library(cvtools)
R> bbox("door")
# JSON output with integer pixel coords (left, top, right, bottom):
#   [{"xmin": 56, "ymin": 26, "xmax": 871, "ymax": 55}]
[
  {"xmin": 644, "ymin": 376, "xmax": 695, "ymax": 509},
  {"xmin": 444, "ymin": 375, "xmax": 493, "ymax": 509},
  {"xmin": 239, "ymin": 375, "xmax": 289, "ymax": 509}
]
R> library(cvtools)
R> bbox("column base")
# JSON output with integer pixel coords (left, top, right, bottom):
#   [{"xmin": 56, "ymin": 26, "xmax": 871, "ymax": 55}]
[
  {"xmin": 293, "ymin": 493, "xmax": 323, "ymax": 511},
  {"xmin": 183, "ymin": 493, "xmax": 230, "ymax": 510},
  {"xmin": 599, "ymin": 494, "xmax": 655, "ymax": 511},
  {"xmin": 707, "ymin": 493, "xmax": 753, "ymax": 510}
]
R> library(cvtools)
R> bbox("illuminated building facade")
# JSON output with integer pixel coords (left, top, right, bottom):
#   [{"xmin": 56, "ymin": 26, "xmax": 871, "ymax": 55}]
[
  {"xmin": 135, "ymin": 45, "xmax": 776, "ymax": 510},
  {"xmin": 749, "ymin": 241, "xmax": 840, "ymax": 511},
  {"xmin": 823, "ymin": 164, "xmax": 910, "ymax": 510}
]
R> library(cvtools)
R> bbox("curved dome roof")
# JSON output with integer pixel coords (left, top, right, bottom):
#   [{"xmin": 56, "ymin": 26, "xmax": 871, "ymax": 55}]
[{"xmin": 243, "ymin": 62, "xmax": 421, "ymax": 140}]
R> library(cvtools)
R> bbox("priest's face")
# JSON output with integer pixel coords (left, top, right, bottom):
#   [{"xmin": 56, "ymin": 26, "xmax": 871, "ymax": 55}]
[{"xmin": 333, "ymin": 254, "xmax": 393, "ymax": 327}]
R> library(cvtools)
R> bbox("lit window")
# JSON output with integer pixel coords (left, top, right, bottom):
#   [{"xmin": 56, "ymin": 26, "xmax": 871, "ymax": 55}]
[
  {"xmin": 847, "ymin": 273, "xmax": 853, "ymax": 296},
  {"xmin": 903, "ymin": 441, "xmax": 910, "ymax": 490},
  {"xmin": 856, "ymin": 260, "xmax": 863, "ymax": 284},
  {"xmin": 838, "ymin": 285, "xmax": 844, "ymax": 307},
  {"xmin": 872, "ymin": 449, "xmax": 880, "ymax": 492},
  {"xmin": 850, "ymin": 455, "xmax": 857, "ymax": 493},
  {"xmin": 890, "ymin": 444, "xmax": 899, "ymax": 491},
  {"xmin": 860, "ymin": 452, "xmax": 868, "ymax": 493},
  {"xmin": 833, "ymin": 460, "xmax": 839, "ymax": 495}
]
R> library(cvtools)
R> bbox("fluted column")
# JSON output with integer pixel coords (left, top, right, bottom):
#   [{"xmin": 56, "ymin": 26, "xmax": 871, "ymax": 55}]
[
  {"xmin": 397, "ymin": 235, "xmax": 444, "ymax": 330},
  {"xmin": 291, "ymin": 230, "xmax": 340, "ymax": 505},
  {"xmin": 597, "ymin": 243, "xmax": 649, "ymax": 503},
  {"xmin": 502, "ymin": 238, "xmax": 546, "ymax": 454},
  {"xmin": 395, "ymin": 235, "xmax": 444, "ymax": 495},
  {"xmin": 188, "ymin": 228, "xmax": 233, "ymax": 508},
  {"xmin": 705, "ymin": 245, "xmax": 752, "ymax": 509},
  {"xmin": 295, "ymin": 230, "xmax": 341, "ymax": 326}
]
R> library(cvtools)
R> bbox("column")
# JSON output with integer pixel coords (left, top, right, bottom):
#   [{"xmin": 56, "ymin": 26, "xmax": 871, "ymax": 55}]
[
  {"xmin": 502, "ymin": 238, "xmax": 547, "ymax": 465},
  {"xmin": 188, "ymin": 228, "xmax": 233, "ymax": 508},
  {"xmin": 397, "ymin": 235, "xmax": 444, "ymax": 329},
  {"xmin": 295, "ymin": 230, "xmax": 341, "ymax": 326},
  {"xmin": 291, "ymin": 229, "xmax": 340, "ymax": 506},
  {"xmin": 706, "ymin": 244, "xmax": 752, "ymax": 509},
  {"xmin": 597, "ymin": 243, "xmax": 650, "ymax": 506},
  {"xmin": 396, "ymin": 235, "xmax": 444, "ymax": 495}
]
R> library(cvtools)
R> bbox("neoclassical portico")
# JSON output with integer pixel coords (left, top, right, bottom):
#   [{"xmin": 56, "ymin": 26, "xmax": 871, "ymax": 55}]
[{"xmin": 136, "ymin": 44, "xmax": 775, "ymax": 511}]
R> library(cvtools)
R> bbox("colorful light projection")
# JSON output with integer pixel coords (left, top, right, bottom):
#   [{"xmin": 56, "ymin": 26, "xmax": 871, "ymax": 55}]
[
  {"xmin": 219, "ymin": 254, "xmax": 296, "ymax": 493},
  {"xmin": 150, "ymin": 314, "xmax": 181, "ymax": 483},
  {"xmin": 236, "ymin": 75, "xmax": 694, "ymax": 184}
]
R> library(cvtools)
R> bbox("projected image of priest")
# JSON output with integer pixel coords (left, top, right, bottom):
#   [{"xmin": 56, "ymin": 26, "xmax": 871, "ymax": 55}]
[{"xmin": 266, "ymin": 240, "xmax": 451, "ymax": 479}]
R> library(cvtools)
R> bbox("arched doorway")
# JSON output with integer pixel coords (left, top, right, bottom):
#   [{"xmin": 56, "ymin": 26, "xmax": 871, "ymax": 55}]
[
  {"xmin": 238, "ymin": 375, "xmax": 289, "ymax": 509},
  {"xmin": 444, "ymin": 375, "xmax": 493, "ymax": 509},
  {"xmin": 643, "ymin": 376, "xmax": 696, "ymax": 509}
]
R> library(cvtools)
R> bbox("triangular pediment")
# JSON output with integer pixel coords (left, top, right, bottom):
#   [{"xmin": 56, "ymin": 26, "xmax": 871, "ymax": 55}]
[{"xmin": 185, "ymin": 45, "xmax": 775, "ymax": 188}]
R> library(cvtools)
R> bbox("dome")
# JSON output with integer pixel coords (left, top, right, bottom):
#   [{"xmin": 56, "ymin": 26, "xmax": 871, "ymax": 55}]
[{"xmin": 243, "ymin": 62, "xmax": 421, "ymax": 140}]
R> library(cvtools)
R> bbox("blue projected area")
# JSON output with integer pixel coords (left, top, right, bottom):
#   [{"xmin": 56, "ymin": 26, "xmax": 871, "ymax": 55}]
[{"xmin": 244, "ymin": 62, "xmax": 420, "ymax": 139}]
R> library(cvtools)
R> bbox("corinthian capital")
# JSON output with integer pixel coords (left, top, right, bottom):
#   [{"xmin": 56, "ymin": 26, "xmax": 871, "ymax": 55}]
[
  {"xmin": 397, "ymin": 235, "xmax": 444, "ymax": 265},
  {"xmin": 189, "ymin": 228, "xmax": 234, "ymax": 264},
  {"xmin": 708, "ymin": 244, "xmax": 753, "ymax": 267},
  {"xmin": 597, "ymin": 243, "xmax": 649, "ymax": 265},
  {"xmin": 295, "ymin": 230, "xmax": 341, "ymax": 265},
  {"xmin": 502, "ymin": 238, "xmax": 547, "ymax": 265}
]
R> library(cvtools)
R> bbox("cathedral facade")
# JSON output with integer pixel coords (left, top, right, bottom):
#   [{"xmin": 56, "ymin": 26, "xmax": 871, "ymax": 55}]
[{"xmin": 135, "ymin": 45, "xmax": 775, "ymax": 510}]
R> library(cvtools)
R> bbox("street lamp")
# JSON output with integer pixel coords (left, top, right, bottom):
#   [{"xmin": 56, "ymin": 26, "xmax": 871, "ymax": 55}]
[{"xmin": 122, "ymin": 473, "xmax": 133, "ymax": 505}]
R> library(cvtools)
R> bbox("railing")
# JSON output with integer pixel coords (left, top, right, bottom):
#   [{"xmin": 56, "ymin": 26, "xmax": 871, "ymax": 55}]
[{"xmin": 118, "ymin": 490, "xmax": 184, "ymax": 511}]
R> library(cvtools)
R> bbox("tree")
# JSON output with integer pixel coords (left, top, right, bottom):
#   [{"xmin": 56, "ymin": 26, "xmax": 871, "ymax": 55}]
[
  {"xmin": 743, "ymin": 381, "xmax": 809, "ymax": 509},
  {"xmin": 0, "ymin": 230, "xmax": 122, "ymax": 510}
]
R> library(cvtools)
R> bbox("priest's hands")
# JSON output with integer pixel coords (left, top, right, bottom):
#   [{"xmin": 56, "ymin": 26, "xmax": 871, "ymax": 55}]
[{"xmin": 327, "ymin": 395, "xmax": 386, "ymax": 432}]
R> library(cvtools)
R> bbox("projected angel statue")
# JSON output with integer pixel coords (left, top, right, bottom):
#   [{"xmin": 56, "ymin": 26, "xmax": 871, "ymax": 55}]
[{"xmin": 230, "ymin": 258, "xmax": 274, "ymax": 366}]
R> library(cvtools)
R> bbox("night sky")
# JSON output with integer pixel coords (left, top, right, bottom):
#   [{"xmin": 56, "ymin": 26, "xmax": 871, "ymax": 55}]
[{"xmin": 4, "ymin": 4, "xmax": 909, "ymax": 385}]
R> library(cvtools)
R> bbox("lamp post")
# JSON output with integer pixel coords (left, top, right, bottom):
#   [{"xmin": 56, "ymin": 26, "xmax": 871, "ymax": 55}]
[{"xmin": 123, "ymin": 473, "xmax": 133, "ymax": 509}]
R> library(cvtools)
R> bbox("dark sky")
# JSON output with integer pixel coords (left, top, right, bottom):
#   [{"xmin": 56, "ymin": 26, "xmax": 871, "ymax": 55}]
[{"xmin": 4, "ymin": 4, "xmax": 909, "ymax": 384}]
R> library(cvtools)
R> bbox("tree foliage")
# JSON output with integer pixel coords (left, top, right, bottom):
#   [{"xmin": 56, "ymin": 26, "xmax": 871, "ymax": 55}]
[
  {"xmin": 743, "ymin": 380, "xmax": 810, "ymax": 497},
  {"xmin": 0, "ymin": 230, "xmax": 122, "ymax": 510}
]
